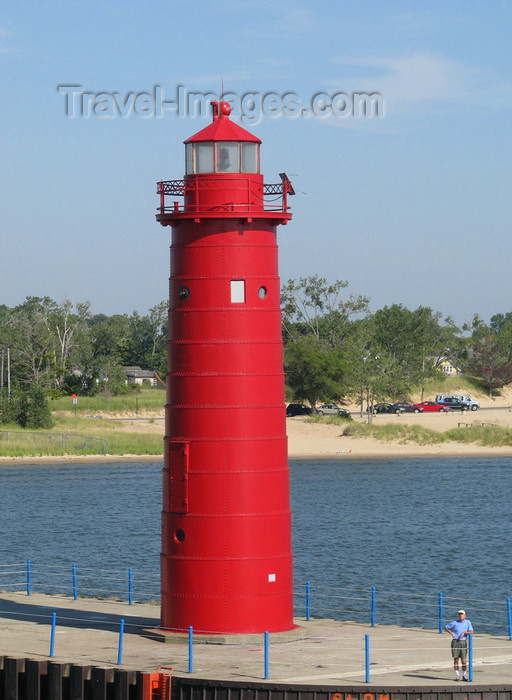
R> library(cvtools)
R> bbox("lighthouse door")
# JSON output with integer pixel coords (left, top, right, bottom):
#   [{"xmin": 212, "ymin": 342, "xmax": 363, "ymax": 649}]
[{"xmin": 168, "ymin": 442, "xmax": 189, "ymax": 513}]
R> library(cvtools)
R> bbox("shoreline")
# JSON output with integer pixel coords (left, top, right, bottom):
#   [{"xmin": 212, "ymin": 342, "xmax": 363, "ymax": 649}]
[
  {"xmin": 2, "ymin": 423, "xmax": 512, "ymax": 464},
  {"xmin": 2, "ymin": 402, "xmax": 512, "ymax": 464}
]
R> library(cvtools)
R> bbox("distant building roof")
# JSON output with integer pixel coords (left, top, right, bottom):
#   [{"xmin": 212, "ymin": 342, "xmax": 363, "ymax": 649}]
[{"xmin": 124, "ymin": 366, "xmax": 155, "ymax": 379}]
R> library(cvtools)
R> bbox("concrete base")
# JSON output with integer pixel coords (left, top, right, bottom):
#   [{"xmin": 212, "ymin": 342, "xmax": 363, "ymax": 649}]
[
  {"xmin": 142, "ymin": 624, "xmax": 309, "ymax": 645},
  {"xmin": 2, "ymin": 592, "xmax": 512, "ymax": 686}
]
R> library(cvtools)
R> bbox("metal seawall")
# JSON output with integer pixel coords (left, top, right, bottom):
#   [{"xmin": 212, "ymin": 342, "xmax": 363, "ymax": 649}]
[{"xmin": 2, "ymin": 660, "xmax": 512, "ymax": 700}]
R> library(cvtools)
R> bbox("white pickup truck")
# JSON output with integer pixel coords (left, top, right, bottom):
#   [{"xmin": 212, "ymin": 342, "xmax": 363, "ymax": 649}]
[{"xmin": 435, "ymin": 394, "xmax": 480, "ymax": 410}]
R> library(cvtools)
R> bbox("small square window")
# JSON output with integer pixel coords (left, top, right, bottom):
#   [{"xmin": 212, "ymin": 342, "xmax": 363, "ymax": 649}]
[{"xmin": 230, "ymin": 280, "xmax": 245, "ymax": 303}]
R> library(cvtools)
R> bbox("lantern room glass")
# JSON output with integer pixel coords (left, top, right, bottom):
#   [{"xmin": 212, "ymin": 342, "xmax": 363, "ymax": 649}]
[
  {"xmin": 186, "ymin": 142, "xmax": 260, "ymax": 174},
  {"xmin": 196, "ymin": 143, "xmax": 214, "ymax": 173},
  {"xmin": 242, "ymin": 143, "xmax": 258, "ymax": 173}
]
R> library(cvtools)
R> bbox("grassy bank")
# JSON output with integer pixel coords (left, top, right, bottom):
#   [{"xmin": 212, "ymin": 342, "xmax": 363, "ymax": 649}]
[
  {"xmin": 50, "ymin": 388, "xmax": 166, "ymax": 414},
  {"xmin": 416, "ymin": 375, "xmax": 485, "ymax": 399},
  {"xmin": 0, "ymin": 388, "xmax": 167, "ymax": 458},
  {"xmin": 338, "ymin": 420, "xmax": 512, "ymax": 448},
  {"xmin": 0, "ymin": 414, "xmax": 163, "ymax": 458}
]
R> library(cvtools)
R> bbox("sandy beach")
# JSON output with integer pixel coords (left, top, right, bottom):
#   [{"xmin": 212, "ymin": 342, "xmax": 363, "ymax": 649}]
[
  {"xmin": 286, "ymin": 409, "xmax": 512, "ymax": 458},
  {"xmin": 287, "ymin": 387, "xmax": 512, "ymax": 458},
  {"xmin": 1, "ymin": 390, "xmax": 512, "ymax": 463}
]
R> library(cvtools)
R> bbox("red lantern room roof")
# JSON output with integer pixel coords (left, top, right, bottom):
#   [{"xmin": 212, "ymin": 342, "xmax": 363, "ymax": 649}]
[{"xmin": 184, "ymin": 101, "xmax": 261, "ymax": 144}]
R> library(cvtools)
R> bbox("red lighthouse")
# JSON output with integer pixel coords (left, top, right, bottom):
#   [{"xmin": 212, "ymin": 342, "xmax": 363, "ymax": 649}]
[{"xmin": 157, "ymin": 101, "xmax": 294, "ymax": 634}]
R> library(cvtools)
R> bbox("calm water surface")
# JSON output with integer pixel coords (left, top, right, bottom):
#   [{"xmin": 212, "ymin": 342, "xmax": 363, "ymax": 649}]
[{"xmin": 1, "ymin": 456, "xmax": 511, "ymax": 630}]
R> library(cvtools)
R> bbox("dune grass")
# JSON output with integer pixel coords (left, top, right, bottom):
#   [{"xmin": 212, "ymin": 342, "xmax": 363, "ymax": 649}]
[
  {"xmin": 50, "ymin": 388, "xmax": 166, "ymax": 414},
  {"xmin": 308, "ymin": 414, "xmax": 353, "ymax": 425},
  {"xmin": 0, "ymin": 388, "xmax": 168, "ymax": 457},
  {"xmin": 339, "ymin": 420, "xmax": 446, "ymax": 446},
  {"xmin": 444, "ymin": 424, "xmax": 512, "ymax": 447},
  {"xmin": 0, "ymin": 414, "xmax": 164, "ymax": 458},
  {"xmin": 414, "ymin": 375, "xmax": 486, "ymax": 400},
  {"xmin": 336, "ymin": 419, "xmax": 512, "ymax": 448}
]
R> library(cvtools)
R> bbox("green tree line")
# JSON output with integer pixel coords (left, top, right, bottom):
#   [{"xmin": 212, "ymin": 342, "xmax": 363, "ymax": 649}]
[
  {"xmin": 282, "ymin": 276, "xmax": 512, "ymax": 412},
  {"xmin": 2, "ymin": 282, "xmax": 512, "ymax": 427},
  {"xmin": 0, "ymin": 297, "xmax": 168, "ymax": 426}
]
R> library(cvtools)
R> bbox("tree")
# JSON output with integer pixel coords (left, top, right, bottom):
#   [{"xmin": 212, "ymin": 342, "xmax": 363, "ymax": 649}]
[
  {"xmin": 16, "ymin": 385, "xmax": 54, "ymax": 429},
  {"xmin": 281, "ymin": 275, "xmax": 369, "ymax": 346},
  {"xmin": 4, "ymin": 297, "xmax": 92, "ymax": 391},
  {"xmin": 284, "ymin": 336, "xmax": 347, "ymax": 411},
  {"xmin": 341, "ymin": 318, "xmax": 399, "ymax": 421},
  {"xmin": 371, "ymin": 304, "xmax": 458, "ymax": 396},
  {"xmin": 52, "ymin": 299, "xmax": 91, "ymax": 388},
  {"xmin": 85, "ymin": 314, "xmax": 132, "ymax": 393},
  {"xmin": 467, "ymin": 336, "xmax": 512, "ymax": 393},
  {"xmin": 126, "ymin": 301, "xmax": 168, "ymax": 373},
  {"xmin": 282, "ymin": 276, "xmax": 368, "ymax": 407},
  {"xmin": 95, "ymin": 358, "xmax": 133, "ymax": 396},
  {"xmin": 466, "ymin": 315, "xmax": 512, "ymax": 394},
  {"xmin": 6, "ymin": 297, "xmax": 59, "ymax": 387}
]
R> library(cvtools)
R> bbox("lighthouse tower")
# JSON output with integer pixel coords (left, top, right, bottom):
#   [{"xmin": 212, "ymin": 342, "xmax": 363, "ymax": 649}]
[{"xmin": 157, "ymin": 101, "xmax": 294, "ymax": 634}]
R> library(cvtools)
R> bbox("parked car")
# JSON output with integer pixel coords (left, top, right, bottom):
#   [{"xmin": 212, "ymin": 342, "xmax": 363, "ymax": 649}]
[
  {"xmin": 389, "ymin": 402, "xmax": 424, "ymax": 414},
  {"xmin": 413, "ymin": 401, "xmax": 454, "ymax": 413},
  {"xmin": 286, "ymin": 403, "xmax": 312, "ymax": 417},
  {"xmin": 435, "ymin": 397, "xmax": 469, "ymax": 412},
  {"xmin": 367, "ymin": 403, "xmax": 393, "ymax": 414},
  {"xmin": 315, "ymin": 404, "xmax": 352, "ymax": 420},
  {"xmin": 315, "ymin": 403, "xmax": 343, "ymax": 415},
  {"xmin": 435, "ymin": 394, "xmax": 480, "ymax": 410}
]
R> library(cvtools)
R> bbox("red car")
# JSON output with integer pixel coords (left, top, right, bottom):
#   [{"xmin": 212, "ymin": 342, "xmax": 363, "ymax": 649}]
[{"xmin": 413, "ymin": 402, "xmax": 453, "ymax": 413}]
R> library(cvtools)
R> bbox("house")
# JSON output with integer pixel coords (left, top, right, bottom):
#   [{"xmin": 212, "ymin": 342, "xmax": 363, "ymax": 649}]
[
  {"xmin": 124, "ymin": 366, "xmax": 157, "ymax": 387},
  {"xmin": 438, "ymin": 359, "xmax": 461, "ymax": 376}
]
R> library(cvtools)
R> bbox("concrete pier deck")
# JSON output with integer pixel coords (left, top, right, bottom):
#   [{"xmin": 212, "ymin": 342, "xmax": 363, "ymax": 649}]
[{"xmin": 1, "ymin": 592, "xmax": 511, "ymax": 687}]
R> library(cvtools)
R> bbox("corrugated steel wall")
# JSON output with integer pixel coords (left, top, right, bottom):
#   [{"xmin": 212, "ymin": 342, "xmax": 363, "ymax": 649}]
[{"xmin": 2, "ymin": 657, "xmax": 512, "ymax": 700}]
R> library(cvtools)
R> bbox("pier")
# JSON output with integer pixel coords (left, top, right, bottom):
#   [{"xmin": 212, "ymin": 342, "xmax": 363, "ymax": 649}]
[{"xmin": 1, "ymin": 591, "xmax": 512, "ymax": 697}]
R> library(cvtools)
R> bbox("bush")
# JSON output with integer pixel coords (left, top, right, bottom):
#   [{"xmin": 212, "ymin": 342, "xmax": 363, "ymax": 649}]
[{"xmin": 16, "ymin": 386, "xmax": 54, "ymax": 429}]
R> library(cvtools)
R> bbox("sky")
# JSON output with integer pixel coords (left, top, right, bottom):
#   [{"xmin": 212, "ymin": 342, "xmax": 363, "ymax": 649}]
[{"xmin": 1, "ymin": 0, "xmax": 511, "ymax": 327}]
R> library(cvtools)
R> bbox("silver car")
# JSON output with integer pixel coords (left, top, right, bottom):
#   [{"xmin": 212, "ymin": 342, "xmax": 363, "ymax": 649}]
[{"xmin": 315, "ymin": 403, "xmax": 343, "ymax": 415}]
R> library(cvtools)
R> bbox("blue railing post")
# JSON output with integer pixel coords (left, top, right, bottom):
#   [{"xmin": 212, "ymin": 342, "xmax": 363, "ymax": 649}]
[
  {"xmin": 26, "ymin": 560, "xmax": 31, "ymax": 596},
  {"xmin": 365, "ymin": 633, "xmax": 370, "ymax": 682},
  {"xmin": 507, "ymin": 598, "xmax": 512, "ymax": 640},
  {"xmin": 468, "ymin": 632, "xmax": 473, "ymax": 681},
  {"xmin": 128, "ymin": 568, "xmax": 133, "ymax": 605},
  {"xmin": 306, "ymin": 581, "xmax": 311, "ymax": 621},
  {"xmin": 264, "ymin": 631, "xmax": 269, "ymax": 679},
  {"xmin": 72, "ymin": 563, "xmax": 78, "ymax": 600},
  {"xmin": 188, "ymin": 626, "xmax": 193, "ymax": 673},
  {"xmin": 117, "ymin": 619, "xmax": 125, "ymax": 664},
  {"xmin": 438, "ymin": 591, "xmax": 444, "ymax": 633},
  {"xmin": 371, "ymin": 587, "xmax": 376, "ymax": 627},
  {"xmin": 49, "ymin": 612, "xmax": 57, "ymax": 657}
]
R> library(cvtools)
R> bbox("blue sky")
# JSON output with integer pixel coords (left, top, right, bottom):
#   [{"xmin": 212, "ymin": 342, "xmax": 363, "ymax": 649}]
[{"xmin": 1, "ymin": 0, "xmax": 511, "ymax": 326}]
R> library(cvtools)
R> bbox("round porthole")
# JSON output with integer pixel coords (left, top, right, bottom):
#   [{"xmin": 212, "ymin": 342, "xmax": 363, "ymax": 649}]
[
  {"xmin": 178, "ymin": 286, "xmax": 190, "ymax": 301},
  {"xmin": 258, "ymin": 286, "xmax": 267, "ymax": 299},
  {"xmin": 174, "ymin": 529, "xmax": 185, "ymax": 543}
]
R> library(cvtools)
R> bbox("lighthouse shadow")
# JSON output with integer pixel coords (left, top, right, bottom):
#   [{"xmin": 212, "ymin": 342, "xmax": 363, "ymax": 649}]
[{"xmin": 0, "ymin": 596, "xmax": 158, "ymax": 635}]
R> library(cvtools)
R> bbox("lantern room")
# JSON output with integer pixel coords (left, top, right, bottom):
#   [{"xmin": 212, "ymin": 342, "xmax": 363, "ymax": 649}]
[
  {"xmin": 157, "ymin": 101, "xmax": 293, "ymax": 223},
  {"xmin": 185, "ymin": 140, "xmax": 259, "ymax": 174},
  {"xmin": 184, "ymin": 100, "xmax": 260, "ymax": 175}
]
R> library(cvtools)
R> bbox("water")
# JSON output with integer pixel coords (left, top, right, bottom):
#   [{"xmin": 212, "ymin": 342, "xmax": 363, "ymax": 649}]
[
  {"xmin": 290, "ymin": 457, "xmax": 512, "ymax": 631},
  {"xmin": 1, "ymin": 456, "xmax": 511, "ymax": 631}
]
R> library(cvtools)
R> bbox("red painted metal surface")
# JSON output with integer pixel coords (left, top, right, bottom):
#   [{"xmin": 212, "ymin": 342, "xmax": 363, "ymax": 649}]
[{"xmin": 157, "ymin": 102, "xmax": 294, "ymax": 634}]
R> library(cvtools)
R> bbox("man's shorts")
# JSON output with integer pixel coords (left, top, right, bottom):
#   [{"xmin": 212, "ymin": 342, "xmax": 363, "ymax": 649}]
[{"xmin": 451, "ymin": 639, "xmax": 468, "ymax": 658}]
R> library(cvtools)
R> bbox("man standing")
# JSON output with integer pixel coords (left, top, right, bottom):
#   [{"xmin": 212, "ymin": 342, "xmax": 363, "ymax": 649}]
[{"xmin": 445, "ymin": 609, "xmax": 474, "ymax": 681}]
